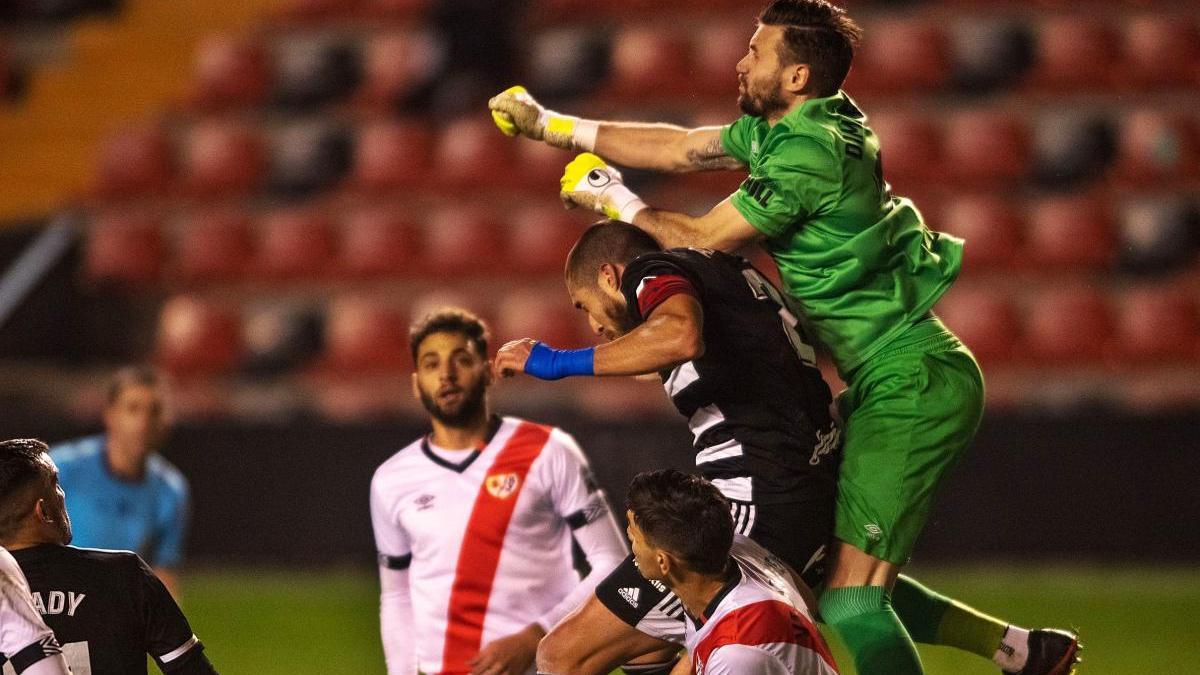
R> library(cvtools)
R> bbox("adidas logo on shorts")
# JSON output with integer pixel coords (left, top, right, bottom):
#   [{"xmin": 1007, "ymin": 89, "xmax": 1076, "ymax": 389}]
[{"xmin": 618, "ymin": 587, "xmax": 640, "ymax": 608}]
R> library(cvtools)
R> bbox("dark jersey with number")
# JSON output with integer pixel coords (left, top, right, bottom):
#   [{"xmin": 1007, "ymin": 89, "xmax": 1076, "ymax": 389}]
[
  {"xmin": 10, "ymin": 545, "xmax": 215, "ymax": 675},
  {"xmin": 619, "ymin": 247, "xmax": 841, "ymax": 505}
]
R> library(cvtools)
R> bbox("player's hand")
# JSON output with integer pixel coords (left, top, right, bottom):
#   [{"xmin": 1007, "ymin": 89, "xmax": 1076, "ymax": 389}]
[
  {"xmin": 560, "ymin": 153, "xmax": 647, "ymax": 223},
  {"xmin": 488, "ymin": 85, "xmax": 581, "ymax": 150},
  {"xmin": 494, "ymin": 339, "xmax": 537, "ymax": 379},
  {"xmin": 469, "ymin": 623, "xmax": 544, "ymax": 675}
]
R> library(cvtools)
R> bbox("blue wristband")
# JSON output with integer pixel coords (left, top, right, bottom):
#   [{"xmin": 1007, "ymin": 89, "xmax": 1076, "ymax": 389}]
[{"xmin": 524, "ymin": 342, "xmax": 595, "ymax": 380}]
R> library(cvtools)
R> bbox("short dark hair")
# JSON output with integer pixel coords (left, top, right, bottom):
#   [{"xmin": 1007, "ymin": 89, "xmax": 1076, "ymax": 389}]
[
  {"xmin": 565, "ymin": 220, "xmax": 662, "ymax": 290},
  {"xmin": 759, "ymin": 0, "xmax": 862, "ymax": 98},
  {"xmin": 0, "ymin": 439, "xmax": 52, "ymax": 539},
  {"xmin": 627, "ymin": 469, "xmax": 733, "ymax": 576},
  {"xmin": 106, "ymin": 365, "xmax": 162, "ymax": 406},
  {"xmin": 408, "ymin": 307, "xmax": 490, "ymax": 361}
]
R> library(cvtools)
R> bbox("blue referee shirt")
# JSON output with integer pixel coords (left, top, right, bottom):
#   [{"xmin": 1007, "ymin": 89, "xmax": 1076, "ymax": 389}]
[{"xmin": 49, "ymin": 435, "xmax": 190, "ymax": 568}]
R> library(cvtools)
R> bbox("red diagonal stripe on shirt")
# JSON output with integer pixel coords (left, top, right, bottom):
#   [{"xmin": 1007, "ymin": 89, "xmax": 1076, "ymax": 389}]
[
  {"xmin": 440, "ymin": 421, "xmax": 551, "ymax": 673},
  {"xmin": 693, "ymin": 599, "xmax": 838, "ymax": 673}
]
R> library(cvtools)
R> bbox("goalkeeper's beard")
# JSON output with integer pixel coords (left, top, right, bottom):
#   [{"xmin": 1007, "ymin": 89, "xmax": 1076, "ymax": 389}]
[
  {"xmin": 419, "ymin": 377, "xmax": 488, "ymax": 429},
  {"xmin": 738, "ymin": 80, "xmax": 788, "ymax": 119}
]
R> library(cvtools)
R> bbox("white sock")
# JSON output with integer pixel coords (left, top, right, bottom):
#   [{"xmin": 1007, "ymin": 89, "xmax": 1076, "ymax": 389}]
[{"xmin": 994, "ymin": 625, "xmax": 1031, "ymax": 671}]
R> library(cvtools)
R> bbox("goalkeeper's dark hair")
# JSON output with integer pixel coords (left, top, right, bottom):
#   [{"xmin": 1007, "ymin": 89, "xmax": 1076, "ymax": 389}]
[
  {"xmin": 565, "ymin": 220, "xmax": 662, "ymax": 290},
  {"xmin": 0, "ymin": 439, "xmax": 53, "ymax": 540},
  {"xmin": 409, "ymin": 307, "xmax": 490, "ymax": 361},
  {"xmin": 759, "ymin": 0, "xmax": 862, "ymax": 97},
  {"xmin": 627, "ymin": 469, "xmax": 733, "ymax": 576}
]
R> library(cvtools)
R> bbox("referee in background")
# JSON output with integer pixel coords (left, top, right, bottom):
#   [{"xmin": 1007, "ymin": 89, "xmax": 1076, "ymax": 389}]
[{"xmin": 0, "ymin": 438, "xmax": 218, "ymax": 675}]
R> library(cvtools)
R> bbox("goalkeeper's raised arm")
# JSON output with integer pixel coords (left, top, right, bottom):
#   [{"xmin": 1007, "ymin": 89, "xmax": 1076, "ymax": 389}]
[{"xmin": 488, "ymin": 86, "xmax": 745, "ymax": 173}]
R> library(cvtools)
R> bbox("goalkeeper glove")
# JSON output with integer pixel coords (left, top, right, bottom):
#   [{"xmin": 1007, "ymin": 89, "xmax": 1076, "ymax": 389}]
[
  {"xmin": 559, "ymin": 153, "xmax": 647, "ymax": 223},
  {"xmin": 488, "ymin": 85, "xmax": 599, "ymax": 151}
]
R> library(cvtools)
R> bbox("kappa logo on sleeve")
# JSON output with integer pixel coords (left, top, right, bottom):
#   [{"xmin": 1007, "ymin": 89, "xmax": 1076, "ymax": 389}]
[
  {"xmin": 485, "ymin": 473, "xmax": 521, "ymax": 499},
  {"xmin": 739, "ymin": 176, "xmax": 775, "ymax": 207}
]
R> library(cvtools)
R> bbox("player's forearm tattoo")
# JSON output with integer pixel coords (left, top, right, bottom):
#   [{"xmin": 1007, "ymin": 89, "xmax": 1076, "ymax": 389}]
[{"xmin": 685, "ymin": 136, "xmax": 745, "ymax": 171}]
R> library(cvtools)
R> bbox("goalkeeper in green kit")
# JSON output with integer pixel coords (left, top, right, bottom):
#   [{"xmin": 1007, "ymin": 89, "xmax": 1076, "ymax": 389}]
[{"xmin": 489, "ymin": 1, "xmax": 1080, "ymax": 673}]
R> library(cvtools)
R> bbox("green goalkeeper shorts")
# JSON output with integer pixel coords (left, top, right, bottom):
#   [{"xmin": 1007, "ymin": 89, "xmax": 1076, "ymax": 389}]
[{"xmin": 834, "ymin": 314, "xmax": 985, "ymax": 565}]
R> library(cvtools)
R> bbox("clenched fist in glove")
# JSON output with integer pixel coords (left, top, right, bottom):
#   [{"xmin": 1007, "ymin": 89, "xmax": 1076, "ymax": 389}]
[
  {"xmin": 488, "ymin": 85, "xmax": 599, "ymax": 151},
  {"xmin": 559, "ymin": 153, "xmax": 647, "ymax": 223}
]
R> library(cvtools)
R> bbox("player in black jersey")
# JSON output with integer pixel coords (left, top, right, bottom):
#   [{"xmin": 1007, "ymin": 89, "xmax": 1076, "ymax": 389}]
[
  {"xmin": 494, "ymin": 220, "xmax": 840, "ymax": 674},
  {"xmin": 0, "ymin": 439, "xmax": 218, "ymax": 675}
]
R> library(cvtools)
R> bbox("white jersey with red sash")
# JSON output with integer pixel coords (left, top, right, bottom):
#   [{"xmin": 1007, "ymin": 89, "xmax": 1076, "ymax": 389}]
[
  {"xmin": 686, "ymin": 536, "xmax": 839, "ymax": 675},
  {"xmin": 371, "ymin": 416, "xmax": 621, "ymax": 674}
]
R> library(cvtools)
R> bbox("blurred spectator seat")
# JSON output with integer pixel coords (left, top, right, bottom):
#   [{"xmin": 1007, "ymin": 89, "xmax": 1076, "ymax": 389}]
[
  {"xmin": 868, "ymin": 112, "xmax": 943, "ymax": 187},
  {"xmin": 434, "ymin": 117, "xmax": 518, "ymax": 188},
  {"xmin": 323, "ymin": 296, "xmax": 410, "ymax": 371},
  {"xmin": 495, "ymin": 290, "xmax": 585, "ymax": 348},
  {"xmin": 506, "ymin": 204, "xmax": 584, "ymax": 274},
  {"xmin": 1024, "ymin": 285, "xmax": 1114, "ymax": 363},
  {"xmin": 934, "ymin": 285, "xmax": 1019, "ymax": 363},
  {"xmin": 943, "ymin": 111, "xmax": 1029, "ymax": 185},
  {"xmin": 84, "ymin": 214, "xmax": 166, "ymax": 285},
  {"xmin": 269, "ymin": 121, "xmax": 352, "ymax": 195},
  {"xmin": 515, "ymin": 136, "xmax": 574, "ymax": 188},
  {"xmin": 1117, "ymin": 198, "xmax": 1199, "ymax": 274},
  {"xmin": 156, "ymin": 295, "xmax": 242, "ymax": 375},
  {"xmin": 949, "ymin": 19, "xmax": 1033, "ymax": 94},
  {"xmin": 339, "ymin": 209, "xmax": 422, "ymax": 278},
  {"xmin": 351, "ymin": 120, "xmax": 433, "ymax": 192},
  {"xmin": 363, "ymin": 0, "xmax": 431, "ymax": 20},
  {"xmin": 1032, "ymin": 113, "xmax": 1115, "ymax": 188},
  {"xmin": 1026, "ymin": 196, "xmax": 1116, "ymax": 270},
  {"xmin": 693, "ymin": 20, "xmax": 749, "ymax": 95},
  {"xmin": 93, "ymin": 124, "xmax": 175, "ymax": 198},
  {"xmin": 181, "ymin": 122, "xmax": 266, "ymax": 197},
  {"xmin": 277, "ymin": 0, "xmax": 363, "ymax": 21},
  {"xmin": 847, "ymin": 19, "xmax": 949, "ymax": 94},
  {"xmin": 527, "ymin": 27, "xmax": 609, "ymax": 99},
  {"xmin": 357, "ymin": 31, "xmax": 443, "ymax": 109},
  {"xmin": 1028, "ymin": 18, "xmax": 1120, "ymax": 91},
  {"xmin": 189, "ymin": 35, "xmax": 271, "ymax": 109},
  {"xmin": 424, "ymin": 206, "xmax": 508, "ymax": 275},
  {"xmin": 242, "ymin": 303, "xmax": 324, "ymax": 376},
  {"xmin": 1117, "ymin": 286, "xmax": 1200, "ymax": 362},
  {"xmin": 175, "ymin": 211, "xmax": 256, "ymax": 282},
  {"xmin": 272, "ymin": 37, "xmax": 360, "ymax": 108},
  {"xmin": 1113, "ymin": 110, "xmax": 1198, "ymax": 184},
  {"xmin": 257, "ymin": 210, "xmax": 337, "ymax": 279},
  {"xmin": 602, "ymin": 28, "xmax": 691, "ymax": 100},
  {"xmin": 937, "ymin": 195, "xmax": 1023, "ymax": 270},
  {"xmin": 1122, "ymin": 16, "xmax": 1200, "ymax": 89}
]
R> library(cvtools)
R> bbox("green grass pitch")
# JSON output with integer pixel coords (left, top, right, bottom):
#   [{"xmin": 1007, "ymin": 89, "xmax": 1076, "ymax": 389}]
[{"xmin": 178, "ymin": 564, "xmax": 1200, "ymax": 674}]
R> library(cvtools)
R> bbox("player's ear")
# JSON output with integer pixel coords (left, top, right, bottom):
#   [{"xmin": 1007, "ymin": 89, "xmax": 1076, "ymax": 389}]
[
  {"xmin": 598, "ymin": 263, "xmax": 620, "ymax": 294},
  {"xmin": 34, "ymin": 498, "xmax": 54, "ymax": 525},
  {"xmin": 786, "ymin": 63, "xmax": 810, "ymax": 95}
]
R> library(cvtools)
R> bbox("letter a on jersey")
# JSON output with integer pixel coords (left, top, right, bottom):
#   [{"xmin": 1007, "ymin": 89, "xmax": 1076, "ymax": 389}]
[{"xmin": 485, "ymin": 473, "xmax": 520, "ymax": 499}]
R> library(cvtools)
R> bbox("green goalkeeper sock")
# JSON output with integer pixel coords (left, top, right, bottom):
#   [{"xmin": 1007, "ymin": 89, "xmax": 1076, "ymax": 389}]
[
  {"xmin": 820, "ymin": 585, "xmax": 924, "ymax": 675},
  {"xmin": 892, "ymin": 574, "xmax": 1008, "ymax": 658}
]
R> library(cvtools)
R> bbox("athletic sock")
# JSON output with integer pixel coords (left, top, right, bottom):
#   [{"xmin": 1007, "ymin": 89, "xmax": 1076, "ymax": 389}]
[
  {"xmin": 994, "ymin": 625, "xmax": 1031, "ymax": 672},
  {"xmin": 621, "ymin": 659, "xmax": 679, "ymax": 675},
  {"xmin": 892, "ymin": 574, "xmax": 1010, "ymax": 660},
  {"xmin": 819, "ymin": 585, "xmax": 924, "ymax": 675}
]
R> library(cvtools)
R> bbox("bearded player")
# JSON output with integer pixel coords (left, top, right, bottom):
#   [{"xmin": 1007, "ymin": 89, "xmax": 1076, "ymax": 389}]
[{"xmin": 489, "ymin": 1, "xmax": 1079, "ymax": 673}]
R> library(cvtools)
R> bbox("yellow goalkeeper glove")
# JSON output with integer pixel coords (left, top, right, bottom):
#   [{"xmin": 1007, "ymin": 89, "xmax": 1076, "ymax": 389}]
[
  {"xmin": 488, "ymin": 85, "xmax": 598, "ymax": 151},
  {"xmin": 559, "ymin": 153, "xmax": 647, "ymax": 223}
]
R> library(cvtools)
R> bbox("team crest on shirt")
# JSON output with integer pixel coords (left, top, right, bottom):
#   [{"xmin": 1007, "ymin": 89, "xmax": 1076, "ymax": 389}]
[{"xmin": 485, "ymin": 472, "xmax": 520, "ymax": 499}]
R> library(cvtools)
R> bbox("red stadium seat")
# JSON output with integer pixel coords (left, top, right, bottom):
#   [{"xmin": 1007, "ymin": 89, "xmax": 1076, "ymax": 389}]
[
  {"xmin": 1024, "ymin": 285, "xmax": 1114, "ymax": 363},
  {"xmin": 495, "ymin": 290, "xmax": 586, "ymax": 348},
  {"xmin": 181, "ymin": 122, "xmax": 266, "ymax": 197},
  {"xmin": 943, "ymin": 111, "xmax": 1030, "ymax": 185},
  {"xmin": 506, "ymin": 204, "xmax": 586, "ymax": 275},
  {"xmin": 84, "ymin": 214, "xmax": 166, "ymax": 285},
  {"xmin": 434, "ymin": 117, "xmax": 518, "ymax": 188},
  {"xmin": 934, "ymin": 285, "xmax": 1019, "ymax": 363},
  {"xmin": 189, "ymin": 35, "xmax": 271, "ymax": 109},
  {"xmin": 1117, "ymin": 286, "xmax": 1200, "ymax": 362},
  {"xmin": 156, "ymin": 295, "xmax": 242, "ymax": 375},
  {"xmin": 339, "ymin": 209, "xmax": 422, "ymax": 278},
  {"xmin": 351, "ymin": 120, "xmax": 434, "ymax": 192},
  {"xmin": 693, "ymin": 20, "xmax": 749, "ymax": 95},
  {"xmin": 603, "ymin": 28, "xmax": 692, "ymax": 100},
  {"xmin": 93, "ymin": 125, "xmax": 175, "ymax": 198},
  {"xmin": 1027, "ymin": 196, "xmax": 1116, "ymax": 270},
  {"xmin": 1122, "ymin": 16, "xmax": 1200, "ymax": 89},
  {"xmin": 363, "ymin": 0, "xmax": 430, "ymax": 20},
  {"xmin": 175, "ymin": 210, "xmax": 256, "ymax": 282},
  {"xmin": 1028, "ymin": 18, "xmax": 1121, "ymax": 91},
  {"xmin": 868, "ymin": 112, "xmax": 944, "ymax": 188},
  {"xmin": 256, "ymin": 210, "xmax": 337, "ymax": 279},
  {"xmin": 323, "ymin": 296, "xmax": 410, "ymax": 371},
  {"xmin": 1117, "ymin": 198, "xmax": 1196, "ymax": 273},
  {"xmin": 515, "ymin": 138, "xmax": 574, "ymax": 188},
  {"xmin": 277, "ymin": 0, "xmax": 362, "ymax": 20},
  {"xmin": 937, "ymin": 195, "xmax": 1024, "ymax": 270},
  {"xmin": 357, "ymin": 31, "xmax": 443, "ymax": 108},
  {"xmin": 1113, "ymin": 110, "xmax": 1199, "ymax": 184},
  {"xmin": 847, "ymin": 19, "xmax": 950, "ymax": 94},
  {"xmin": 423, "ymin": 207, "xmax": 508, "ymax": 276}
]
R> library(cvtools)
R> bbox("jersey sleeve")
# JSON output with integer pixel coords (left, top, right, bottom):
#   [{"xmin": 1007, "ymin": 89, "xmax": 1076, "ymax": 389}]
[
  {"xmin": 370, "ymin": 472, "xmax": 412, "ymax": 571},
  {"xmin": 702, "ymin": 644, "xmax": 790, "ymax": 675},
  {"xmin": 153, "ymin": 478, "xmax": 190, "ymax": 569},
  {"xmin": 620, "ymin": 254, "xmax": 704, "ymax": 324},
  {"xmin": 133, "ymin": 556, "xmax": 205, "ymax": 672},
  {"xmin": 719, "ymin": 116, "xmax": 756, "ymax": 165},
  {"xmin": 0, "ymin": 552, "xmax": 64, "ymax": 675},
  {"xmin": 729, "ymin": 134, "xmax": 840, "ymax": 240}
]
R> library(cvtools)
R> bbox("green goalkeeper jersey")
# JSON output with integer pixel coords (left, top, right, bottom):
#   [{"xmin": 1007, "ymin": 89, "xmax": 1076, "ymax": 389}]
[{"xmin": 721, "ymin": 91, "xmax": 962, "ymax": 376}]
